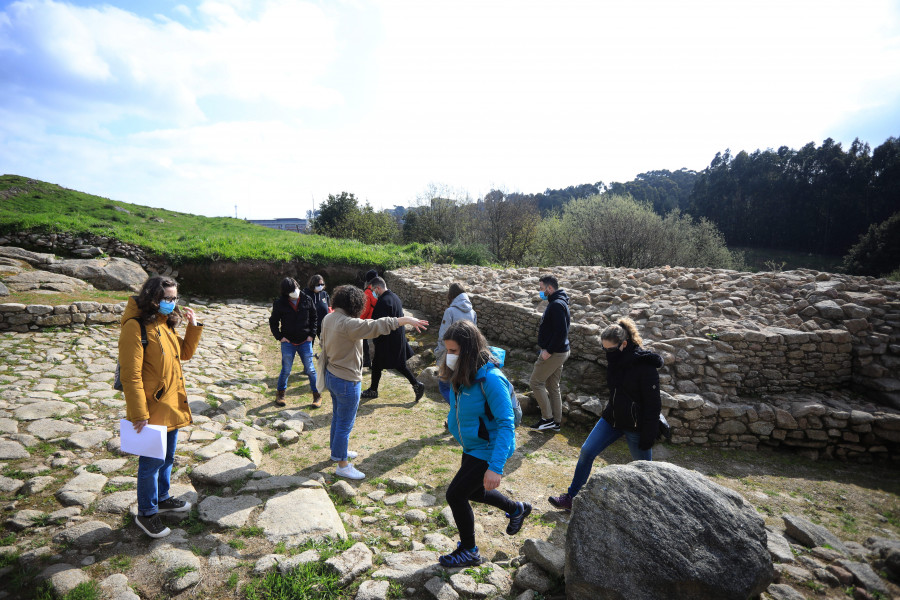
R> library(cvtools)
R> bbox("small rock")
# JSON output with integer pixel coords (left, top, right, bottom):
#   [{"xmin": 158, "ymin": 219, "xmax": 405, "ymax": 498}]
[
  {"xmin": 514, "ymin": 563, "xmax": 552, "ymax": 593},
  {"xmin": 331, "ymin": 480, "xmax": 357, "ymax": 500},
  {"xmin": 425, "ymin": 576, "xmax": 460, "ymax": 600},
  {"xmin": 404, "ymin": 509, "xmax": 428, "ymax": 524}
]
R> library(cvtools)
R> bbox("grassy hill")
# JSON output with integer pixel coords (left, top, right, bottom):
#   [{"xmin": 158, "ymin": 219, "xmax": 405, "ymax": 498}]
[{"xmin": 0, "ymin": 175, "xmax": 432, "ymax": 268}]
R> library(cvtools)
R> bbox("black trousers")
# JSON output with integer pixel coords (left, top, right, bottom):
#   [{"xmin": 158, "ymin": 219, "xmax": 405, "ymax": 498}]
[
  {"xmin": 369, "ymin": 362, "xmax": 418, "ymax": 391},
  {"xmin": 446, "ymin": 453, "xmax": 517, "ymax": 549}
]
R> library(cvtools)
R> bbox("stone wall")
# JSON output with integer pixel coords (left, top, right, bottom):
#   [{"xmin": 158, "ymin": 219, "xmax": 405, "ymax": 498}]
[
  {"xmin": 0, "ymin": 301, "xmax": 124, "ymax": 331},
  {"xmin": 0, "ymin": 231, "xmax": 173, "ymax": 277},
  {"xmin": 386, "ymin": 265, "xmax": 900, "ymax": 461}
]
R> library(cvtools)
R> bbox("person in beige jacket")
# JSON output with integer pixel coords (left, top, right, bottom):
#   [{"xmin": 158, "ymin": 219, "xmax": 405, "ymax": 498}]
[
  {"xmin": 119, "ymin": 276, "xmax": 203, "ymax": 539},
  {"xmin": 317, "ymin": 285, "xmax": 427, "ymax": 480}
]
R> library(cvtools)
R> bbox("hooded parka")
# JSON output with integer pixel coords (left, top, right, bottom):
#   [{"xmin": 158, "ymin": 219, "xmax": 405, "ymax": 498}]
[{"xmin": 119, "ymin": 297, "xmax": 203, "ymax": 431}]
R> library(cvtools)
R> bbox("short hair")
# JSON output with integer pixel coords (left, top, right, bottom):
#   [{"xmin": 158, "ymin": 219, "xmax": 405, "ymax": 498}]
[
  {"xmin": 448, "ymin": 282, "xmax": 466, "ymax": 303},
  {"xmin": 308, "ymin": 274, "xmax": 324, "ymax": 289},
  {"xmin": 364, "ymin": 269, "xmax": 378, "ymax": 283},
  {"xmin": 370, "ymin": 276, "xmax": 386, "ymax": 290},
  {"xmin": 331, "ymin": 285, "xmax": 366, "ymax": 317},
  {"xmin": 539, "ymin": 275, "xmax": 559, "ymax": 290},
  {"xmin": 280, "ymin": 277, "xmax": 300, "ymax": 297}
]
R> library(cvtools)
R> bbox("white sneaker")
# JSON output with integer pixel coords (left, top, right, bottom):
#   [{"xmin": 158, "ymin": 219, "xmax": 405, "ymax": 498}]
[
  {"xmin": 335, "ymin": 463, "xmax": 365, "ymax": 480},
  {"xmin": 330, "ymin": 450, "xmax": 358, "ymax": 461}
]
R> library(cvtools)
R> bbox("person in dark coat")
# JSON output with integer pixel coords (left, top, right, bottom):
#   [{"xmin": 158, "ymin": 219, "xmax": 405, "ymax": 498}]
[
  {"xmin": 361, "ymin": 277, "xmax": 425, "ymax": 401},
  {"xmin": 548, "ymin": 317, "xmax": 663, "ymax": 512},
  {"xmin": 269, "ymin": 277, "xmax": 321, "ymax": 408},
  {"xmin": 303, "ymin": 274, "xmax": 330, "ymax": 339}
]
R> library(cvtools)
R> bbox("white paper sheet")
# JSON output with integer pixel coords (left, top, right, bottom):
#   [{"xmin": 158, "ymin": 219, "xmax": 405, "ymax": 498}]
[{"xmin": 119, "ymin": 419, "xmax": 167, "ymax": 459}]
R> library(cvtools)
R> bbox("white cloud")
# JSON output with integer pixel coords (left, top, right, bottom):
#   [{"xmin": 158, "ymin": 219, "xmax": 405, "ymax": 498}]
[{"xmin": 1, "ymin": 0, "xmax": 899, "ymax": 218}]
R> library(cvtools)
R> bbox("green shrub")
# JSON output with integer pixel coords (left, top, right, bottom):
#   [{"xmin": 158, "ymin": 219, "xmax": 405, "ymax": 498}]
[
  {"xmin": 537, "ymin": 193, "xmax": 741, "ymax": 269},
  {"xmin": 841, "ymin": 210, "xmax": 900, "ymax": 277}
]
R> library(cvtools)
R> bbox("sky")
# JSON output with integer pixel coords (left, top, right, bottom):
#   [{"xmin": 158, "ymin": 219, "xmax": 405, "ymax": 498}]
[{"xmin": 1, "ymin": 0, "xmax": 900, "ymax": 220}]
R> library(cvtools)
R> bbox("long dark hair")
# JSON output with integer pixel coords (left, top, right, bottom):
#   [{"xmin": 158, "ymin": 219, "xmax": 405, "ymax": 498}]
[
  {"xmin": 135, "ymin": 276, "xmax": 181, "ymax": 328},
  {"xmin": 439, "ymin": 320, "xmax": 497, "ymax": 391}
]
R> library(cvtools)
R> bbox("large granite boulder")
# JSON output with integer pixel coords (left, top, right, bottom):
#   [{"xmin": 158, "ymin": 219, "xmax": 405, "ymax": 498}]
[
  {"xmin": 566, "ymin": 461, "xmax": 774, "ymax": 600},
  {"xmin": 46, "ymin": 257, "xmax": 147, "ymax": 291},
  {"xmin": 3, "ymin": 270, "xmax": 93, "ymax": 293},
  {"xmin": 0, "ymin": 246, "xmax": 55, "ymax": 266}
]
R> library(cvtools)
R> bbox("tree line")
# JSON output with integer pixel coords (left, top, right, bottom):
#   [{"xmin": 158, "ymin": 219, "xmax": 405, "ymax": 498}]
[{"xmin": 310, "ymin": 136, "xmax": 899, "ymax": 275}]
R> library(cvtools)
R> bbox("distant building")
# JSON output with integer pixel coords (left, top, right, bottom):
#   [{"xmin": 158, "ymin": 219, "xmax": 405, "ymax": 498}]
[{"xmin": 248, "ymin": 218, "xmax": 309, "ymax": 233}]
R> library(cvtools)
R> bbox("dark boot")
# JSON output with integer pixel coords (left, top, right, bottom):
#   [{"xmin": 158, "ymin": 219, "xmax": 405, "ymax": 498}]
[
  {"xmin": 275, "ymin": 389, "xmax": 286, "ymax": 407},
  {"xmin": 311, "ymin": 391, "xmax": 322, "ymax": 408}
]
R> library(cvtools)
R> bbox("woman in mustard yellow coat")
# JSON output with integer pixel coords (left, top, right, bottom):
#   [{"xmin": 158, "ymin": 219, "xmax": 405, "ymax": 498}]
[{"xmin": 119, "ymin": 276, "xmax": 203, "ymax": 538}]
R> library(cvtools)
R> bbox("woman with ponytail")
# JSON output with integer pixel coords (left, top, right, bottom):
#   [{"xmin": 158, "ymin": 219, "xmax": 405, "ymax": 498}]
[{"xmin": 548, "ymin": 317, "xmax": 663, "ymax": 512}]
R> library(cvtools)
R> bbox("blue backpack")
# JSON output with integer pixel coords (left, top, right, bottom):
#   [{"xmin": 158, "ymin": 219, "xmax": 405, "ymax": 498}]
[{"xmin": 481, "ymin": 347, "xmax": 523, "ymax": 427}]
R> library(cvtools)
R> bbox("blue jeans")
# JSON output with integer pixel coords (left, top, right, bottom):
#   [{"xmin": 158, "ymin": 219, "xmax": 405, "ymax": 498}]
[
  {"xmin": 137, "ymin": 429, "xmax": 179, "ymax": 516},
  {"xmin": 325, "ymin": 370, "xmax": 361, "ymax": 462},
  {"xmin": 438, "ymin": 380, "xmax": 452, "ymax": 404},
  {"xmin": 277, "ymin": 341, "xmax": 317, "ymax": 392},
  {"xmin": 568, "ymin": 418, "xmax": 651, "ymax": 497}
]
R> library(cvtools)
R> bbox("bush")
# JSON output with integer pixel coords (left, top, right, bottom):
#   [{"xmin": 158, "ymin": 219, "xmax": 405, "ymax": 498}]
[
  {"xmin": 537, "ymin": 193, "xmax": 740, "ymax": 269},
  {"xmin": 841, "ymin": 211, "xmax": 900, "ymax": 277},
  {"xmin": 422, "ymin": 242, "xmax": 493, "ymax": 266}
]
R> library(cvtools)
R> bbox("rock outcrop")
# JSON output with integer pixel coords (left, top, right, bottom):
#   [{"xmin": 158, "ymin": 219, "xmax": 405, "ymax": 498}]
[{"xmin": 566, "ymin": 461, "xmax": 774, "ymax": 600}]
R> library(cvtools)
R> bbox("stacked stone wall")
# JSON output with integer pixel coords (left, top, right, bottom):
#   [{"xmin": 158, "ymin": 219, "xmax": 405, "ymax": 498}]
[
  {"xmin": 386, "ymin": 265, "xmax": 900, "ymax": 461},
  {"xmin": 0, "ymin": 301, "xmax": 124, "ymax": 331},
  {"xmin": 0, "ymin": 231, "xmax": 172, "ymax": 277}
]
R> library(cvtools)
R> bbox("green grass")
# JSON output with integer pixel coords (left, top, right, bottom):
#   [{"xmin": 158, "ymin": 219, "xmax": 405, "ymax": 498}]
[
  {"xmin": 172, "ymin": 566, "xmax": 197, "ymax": 578},
  {"xmin": 108, "ymin": 554, "xmax": 132, "ymax": 570},
  {"xmin": 33, "ymin": 578, "xmax": 102, "ymax": 600},
  {"xmin": 243, "ymin": 561, "xmax": 351, "ymax": 600},
  {"xmin": 0, "ymin": 175, "xmax": 432, "ymax": 269}
]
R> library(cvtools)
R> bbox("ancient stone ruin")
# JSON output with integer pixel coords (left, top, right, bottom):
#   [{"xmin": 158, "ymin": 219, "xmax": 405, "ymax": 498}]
[{"xmin": 386, "ymin": 265, "xmax": 900, "ymax": 462}]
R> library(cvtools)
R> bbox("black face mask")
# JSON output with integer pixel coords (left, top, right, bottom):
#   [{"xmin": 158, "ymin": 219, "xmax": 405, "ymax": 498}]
[{"xmin": 604, "ymin": 344, "xmax": 624, "ymax": 360}]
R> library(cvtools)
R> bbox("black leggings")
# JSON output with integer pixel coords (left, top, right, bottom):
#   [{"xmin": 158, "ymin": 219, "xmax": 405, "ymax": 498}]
[
  {"xmin": 369, "ymin": 363, "xmax": 418, "ymax": 391},
  {"xmin": 446, "ymin": 453, "xmax": 517, "ymax": 549}
]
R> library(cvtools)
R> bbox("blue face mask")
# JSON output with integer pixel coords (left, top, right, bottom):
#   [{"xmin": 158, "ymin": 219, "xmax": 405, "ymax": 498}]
[
  {"xmin": 158, "ymin": 300, "xmax": 176, "ymax": 315},
  {"xmin": 538, "ymin": 291, "xmax": 546, "ymax": 301}
]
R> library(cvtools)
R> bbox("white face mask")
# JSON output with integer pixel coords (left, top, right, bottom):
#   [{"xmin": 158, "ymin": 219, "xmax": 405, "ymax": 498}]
[
  {"xmin": 289, "ymin": 289, "xmax": 300, "ymax": 299},
  {"xmin": 445, "ymin": 353, "xmax": 459, "ymax": 370},
  {"xmin": 315, "ymin": 285, "xmax": 325, "ymax": 292}
]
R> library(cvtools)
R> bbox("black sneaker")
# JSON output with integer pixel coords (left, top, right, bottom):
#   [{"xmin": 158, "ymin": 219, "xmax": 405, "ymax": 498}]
[
  {"xmin": 506, "ymin": 501, "xmax": 532, "ymax": 535},
  {"xmin": 135, "ymin": 514, "xmax": 171, "ymax": 539},
  {"xmin": 438, "ymin": 543, "xmax": 484, "ymax": 568},
  {"xmin": 158, "ymin": 497, "xmax": 191, "ymax": 513},
  {"xmin": 530, "ymin": 417, "xmax": 556, "ymax": 431},
  {"xmin": 414, "ymin": 381, "xmax": 425, "ymax": 402},
  {"xmin": 361, "ymin": 389, "xmax": 378, "ymax": 399},
  {"xmin": 548, "ymin": 421, "xmax": 561, "ymax": 432}
]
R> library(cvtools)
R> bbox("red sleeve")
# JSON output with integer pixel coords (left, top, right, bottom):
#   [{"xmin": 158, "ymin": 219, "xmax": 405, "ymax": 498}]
[{"xmin": 361, "ymin": 289, "xmax": 377, "ymax": 319}]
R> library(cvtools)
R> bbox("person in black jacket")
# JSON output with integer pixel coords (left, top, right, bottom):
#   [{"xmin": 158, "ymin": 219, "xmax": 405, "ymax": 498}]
[
  {"xmin": 303, "ymin": 274, "xmax": 330, "ymax": 339},
  {"xmin": 528, "ymin": 275, "xmax": 571, "ymax": 432},
  {"xmin": 361, "ymin": 277, "xmax": 425, "ymax": 401},
  {"xmin": 548, "ymin": 317, "xmax": 662, "ymax": 511},
  {"xmin": 269, "ymin": 277, "xmax": 321, "ymax": 408}
]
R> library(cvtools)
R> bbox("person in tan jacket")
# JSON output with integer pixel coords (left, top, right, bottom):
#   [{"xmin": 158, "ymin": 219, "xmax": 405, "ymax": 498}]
[
  {"xmin": 317, "ymin": 285, "xmax": 427, "ymax": 480},
  {"xmin": 119, "ymin": 276, "xmax": 203, "ymax": 539}
]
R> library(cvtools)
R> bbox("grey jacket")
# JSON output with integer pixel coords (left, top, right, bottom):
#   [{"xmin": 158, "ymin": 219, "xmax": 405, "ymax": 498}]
[{"xmin": 435, "ymin": 293, "xmax": 477, "ymax": 359}]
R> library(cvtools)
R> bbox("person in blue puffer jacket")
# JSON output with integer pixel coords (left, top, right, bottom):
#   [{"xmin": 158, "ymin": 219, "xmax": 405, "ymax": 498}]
[{"xmin": 438, "ymin": 320, "xmax": 531, "ymax": 568}]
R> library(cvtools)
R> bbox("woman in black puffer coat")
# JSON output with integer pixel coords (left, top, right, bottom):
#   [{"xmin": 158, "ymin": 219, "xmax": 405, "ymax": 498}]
[{"xmin": 548, "ymin": 317, "xmax": 663, "ymax": 511}]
